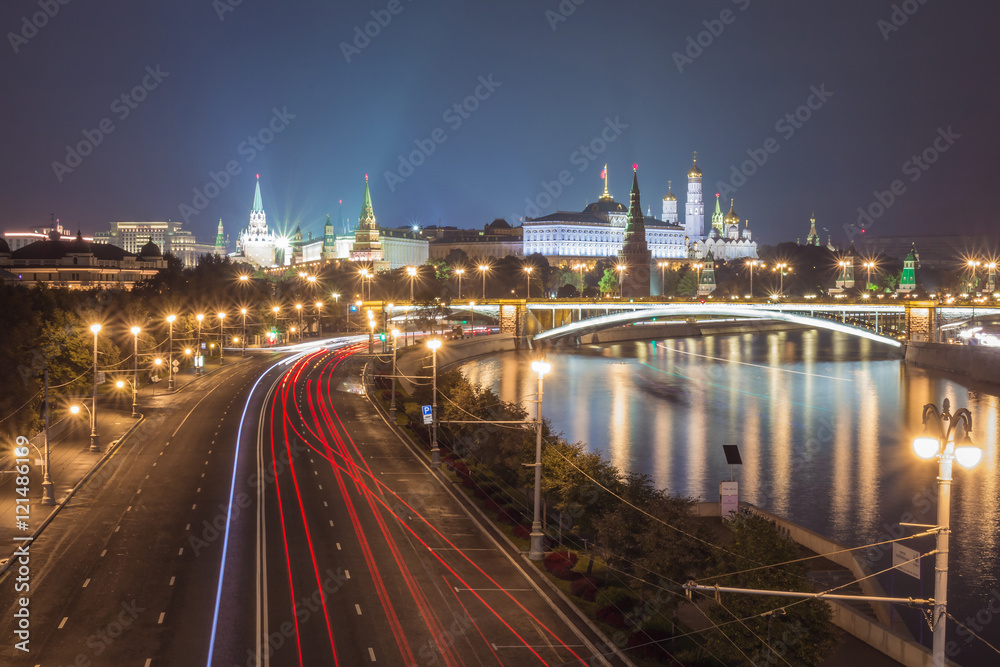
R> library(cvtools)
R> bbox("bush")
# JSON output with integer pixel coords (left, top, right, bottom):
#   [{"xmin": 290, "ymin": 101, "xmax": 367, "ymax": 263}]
[
  {"xmin": 570, "ymin": 576, "xmax": 600, "ymax": 601},
  {"xmin": 595, "ymin": 587, "xmax": 634, "ymax": 609},
  {"xmin": 496, "ymin": 508, "xmax": 523, "ymax": 526},
  {"xmin": 596, "ymin": 605, "xmax": 628, "ymax": 629},
  {"xmin": 461, "ymin": 477, "xmax": 477, "ymax": 489},
  {"xmin": 544, "ymin": 551, "xmax": 579, "ymax": 580},
  {"xmin": 513, "ymin": 524, "xmax": 531, "ymax": 539}
]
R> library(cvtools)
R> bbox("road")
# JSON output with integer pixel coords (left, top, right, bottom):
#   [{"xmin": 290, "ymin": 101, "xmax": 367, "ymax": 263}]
[{"xmin": 0, "ymin": 341, "xmax": 622, "ymax": 666}]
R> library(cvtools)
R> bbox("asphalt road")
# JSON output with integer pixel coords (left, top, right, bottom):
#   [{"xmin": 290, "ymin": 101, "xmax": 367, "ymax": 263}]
[{"xmin": 0, "ymin": 341, "xmax": 623, "ymax": 666}]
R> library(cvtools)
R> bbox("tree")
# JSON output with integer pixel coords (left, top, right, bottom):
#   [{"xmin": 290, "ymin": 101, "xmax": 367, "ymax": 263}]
[
  {"xmin": 703, "ymin": 511, "xmax": 836, "ymax": 665},
  {"xmin": 598, "ymin": 268, "xmax": 619, "ymax": 296}
]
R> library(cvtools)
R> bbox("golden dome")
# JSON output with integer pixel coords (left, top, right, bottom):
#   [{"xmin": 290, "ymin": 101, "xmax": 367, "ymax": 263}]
[
  {"xmin": 662, "ymin": 180, "xmax": 676, "ymax": 201},
  {"xmin": 687, "ymin": 157, "xmax": 702, "ymax": 179},
  {"xmin": 724, "ymin": 199, "xmax": 739, "ymax": 224}
]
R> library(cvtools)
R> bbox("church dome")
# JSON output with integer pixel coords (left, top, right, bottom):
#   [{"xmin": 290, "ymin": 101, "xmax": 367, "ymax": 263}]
[
  {"xmin": 583, "ymin": 199, "xmax": 626, "ymax": 214},
  {"xmin": 662, "ymin": 181, "xmax": 676, "ymax": 201},
  {"xmin": 724, "ymin": 200, "xmax": 740, "ymax": 225},
  {"xmin": 139, "ymin": 239, "xmax": 162, "ymax": 258},
  {"xmin": 688, "ymin": 157, "xmax": 702, "ymax": 179}
]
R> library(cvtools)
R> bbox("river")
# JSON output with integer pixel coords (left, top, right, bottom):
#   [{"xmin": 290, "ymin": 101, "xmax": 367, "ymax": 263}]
[{"xmin": 457, "ymin": 328, "xmax": 1000, "ymax": 663}]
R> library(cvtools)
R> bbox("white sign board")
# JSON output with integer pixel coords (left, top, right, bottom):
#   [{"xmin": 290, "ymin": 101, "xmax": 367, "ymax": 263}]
[
  {"xmin": 892, "ymin": 543, "xmax": 922, "ymax": 580},
  {"xmin": 95, "ymin": 371, "xmax": 106, "ymax": 385},
  {"xmin": 720, "ymin": 481, "xmax": 739, "ymax": 519},
  {"xmin": 422, "ymin": 405, "xmax": 433, "ymax": 425}
]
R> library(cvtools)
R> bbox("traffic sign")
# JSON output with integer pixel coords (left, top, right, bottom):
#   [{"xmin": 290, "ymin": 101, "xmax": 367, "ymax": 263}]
[
  {"xmin": 421, "ymin": 405, "xmax": 433, "ymax": 425},
  {"xmin": 892, "ymin": 543, "xmax": 922, "ymax": 580}
]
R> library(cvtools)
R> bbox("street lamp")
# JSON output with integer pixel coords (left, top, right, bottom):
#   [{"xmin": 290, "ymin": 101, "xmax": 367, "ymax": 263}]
[
  {"xmin": 89, "ymin": 323, "xmax": 101, "ymax": 452},
  {"xmin": 863, "ymin": 261, "xmax": 876, "ymax": 292},
  {"xmin": 774, "ymin": 263, "xmax": 789, "ymax": 298},
  {"xmin": 838, "ymin": 260, "xmax": 850, "ymax": 290},
  {"xmin": 427, "ymin": 338, "xmax": 442, "ymax": 467},
  {"xmin": 615, "ymin": 264, "xmax": 626, "ymax": 299},
  {"xmin": 524, "ymin": 266, "xmax": 533, "ymax": 299},
  {"xmin": 389, "ymin": 328, "xmax": 400, "ymax": 421},
  {"xmin": 332, "ymin": 292, "xmax": 340, "ymax": 332},
  {"xmin": 746, "ymin": 260, "xmax": 762, "ymax": 298},
  {"xmin": 115, "ymin": 379, "xmax": 138, "ymax": 419},
  {"xmin": 295, "ymin": 303, "xmax": 303, "ymax": 341},
  {"xmin": 196, "ymin": 314, "xmax": 204, "ymax": 374},
  {"xmin": 478, "ymin": 264, "xmax": 489, "ymax": 299},
  {"xmin": 130, "ymin": 326, "xmax": 141, "ymax": 415},
  {"xmin": 315, "ymin": 301, "xmax": 323, "ymax": 336},
  {"xmin": 657, "ymin": 261, "xmax": 668, "ymax": 297},
  {"xmin": 359, "ymin": 268, "xmax": 371, "ymax": 302},
  {"xmin": 217, "ymin": 312, "xmax": 226, "ymax": 364},
  {"xmin": 368, "ymin": 318, "xmax": 375, "ymax": 354},
  {"xmin": 455, "ymin": 267, "xmax": 464, "ymax": 300},
  {"xmin": 912, "ymin": 398, "xmax": 982, "ymax": 667},
  {"xmin": 528, "ymin": 359, "xmax": 552, "ymax": 561},
  {"xmin": 407, "ymin": 266, "xmax": 418, "ymax": 345},
  {"xmin": 469, "ymin": 301, "xmax": 475, "ymax": 336},
  {"xmin": 240, "ymin": 308, "xmax": 248, "ymax": 356}
]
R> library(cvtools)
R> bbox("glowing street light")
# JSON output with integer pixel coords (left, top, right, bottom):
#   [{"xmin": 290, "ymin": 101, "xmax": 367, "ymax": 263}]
[
  {"xmin": 524, "ymin": 266, "xmax": 534, "ymax": 299},
  {"xmin": 478, "ymin": 263, "xmax": 490, "ymax": 299},
  {"xmin": 295, "ymin": 303, "xmax": 303, "ymax": 341},
  {"xmin": 863, "ymin": 261, "xmax": 876, "ymax": 292},
  {"xmin": 427, "ymin": 338, "xmax": 442, "ymax": 467},
  {"xmin": 455, "ymin": 267, "xmax": 465, "ymax": 299},
  {"xmin": 528, "ymin": 359, "xmax": 552, "ymax": 561},
  {"xmin": 217, "ymin": 312, "xmax": 226, "ymax": 365},
  {"xmin": 166, "ymin": 314, "xmax": 177, "ymax": 391},
  {"xmin": 912, "ymin": 398, "xmax": 982, "ymax": 667},
  {"xmin": 745, "ymin": 259, "xmax": 763, "ymax": 298},
  {"xmin": 130, "ymin": 326, "xmax": 141, "ymax": 416},
  {"xmin": 615, "ymin": 264, "xmax": 626, "ymax": 299},
  {"xmin": 195, "ymin": 314, "xmax": 205, "ymax": 375},
  {"xmin": 89, "ymin": 323, "xmax": 102, "ymax": 451},
  {"xmin": 240, "ymin": 308, "xmax": 248, "ymax": 356},
  {"xmin": 389, "ymin": 328, "xmax": 400, "ymax": 420}
]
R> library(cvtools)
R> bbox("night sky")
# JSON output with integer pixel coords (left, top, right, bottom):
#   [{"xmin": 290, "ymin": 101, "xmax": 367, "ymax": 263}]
[{"xmin": 2, "ymin": 0, "xmax": 997, "ymax": 247}]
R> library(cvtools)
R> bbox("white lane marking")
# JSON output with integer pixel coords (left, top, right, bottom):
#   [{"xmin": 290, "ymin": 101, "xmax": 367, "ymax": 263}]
[
  {"xmin": 201, "ymin": 473, "xmax": 205, "ymax": 478},
  {"xmin": 185, "ymin": 524, "xmax": 190, "ymax": 530},
  {"xmin": 323, "ymin": 501, "xmax": 328, "ymax": 507},
  {"xmin": 169, "ymin": 576, "xmax": 176, "ymax": 586},
  {"xmin": 192, "ymin": 504, "xmax": 197, "ymax": 510},
  {"xmin": 329, "ymin": 520, "xmax": 334, "ymax": 527},
  {"xmin": 355, "ymin": 604, "xmax": 362, "ymax": 615},
  {"xmin": 368, "ymin": 647, "xmax": 375, "ymax": 661},
  {"xmin": 197, "ymin": 488, "xmax": 201, "ymax": 493},
  {"xmin": 136, "ymin": 488, "xmax": 142, "ymax": 494},
  {"xmin": 58, "ymin": 617, "xmax": 68, "ymax": 629},
  {"xmin": 126, "ymin": 506, "xmax": 132, "ymax": 512},
  {"xmin": 313, "ymin": 470, "xmax": 318, "ymax": 476},
  {"xmin": 208, "ymin": 450, "xmax": 212, "ymax": 454},
  {"xmin": 178, "ymin": 548, "xmax": 184, "ymax": 556},
  {"xmin": 115, "ymin": 526, "xmax": 120, "ymax": 533},
  {"xmin": 345, "ymin": 570, "xmax": 350, "ymax": 580},
  {"xmin": 82, "ymin": 578, "xmax": 90, "ymax": 588},
  {"xmin": 100, "ymin": 549, "xmax": 107, "ymax": 557},
  {"xmin": 318, "ymin": 484, "xmax": 323, "ymax": 490},
  {"xmin": 145, "ymin": 660, "xmax": 152, "ymax": 667},
  {"xmin": 336, "ymin": 543, "xmax": 341, "ymax": 550}
]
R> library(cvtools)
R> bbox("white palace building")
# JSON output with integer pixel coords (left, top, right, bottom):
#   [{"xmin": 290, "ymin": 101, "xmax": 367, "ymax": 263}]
[{"xmin": 523, "ymin": 157, "xmax": 757, "ymax": 265}]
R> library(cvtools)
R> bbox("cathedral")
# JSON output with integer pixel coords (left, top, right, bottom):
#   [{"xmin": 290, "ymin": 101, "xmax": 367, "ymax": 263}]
[{"xmin": 676, "ymin": 154, "xmax": 758, "ymax": 262}]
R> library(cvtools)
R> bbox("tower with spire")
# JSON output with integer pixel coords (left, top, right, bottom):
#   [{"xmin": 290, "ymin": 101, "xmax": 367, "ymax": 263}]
[
  {"xmin": 214, "ymin": 219, "xmax": 226, "ymax": 256},
  {"xmin": 710, "ymin": 193, "xmax": 724, "ymax": 236},
  {"xmin": 898, "ymin": 244, "xmax": 918, "ymax": 293},
  {"xmin": 238, "ymin": 174, "xmax": 277, "ymax": 267},
  {"xmin": 805, "ymin": 213, "xmax": 820, "ymax": 246},
  {"xmin": 661, "ymin": 180, "xmax": 678, "ymax": 224},
  {"xmin": 698, "ymin": 251, "xmax": 716, "ymax": 296},
  {"xmin": 349, "ymin": 174, "xmax": 386, "ymax": 267},
  {"xmin": 617, "ymin": 166, "xmax": 652, "ymax": 298},
  {"xmin": 685, "ymin": 153, "xmax": 704, "ymax": 239},
  {"xmin": 322, "ymin": 214, "xmax": 337, "ymax": 259}
]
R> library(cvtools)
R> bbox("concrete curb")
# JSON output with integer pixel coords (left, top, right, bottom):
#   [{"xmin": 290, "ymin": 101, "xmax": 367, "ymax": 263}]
[
  {"xmin": 0, "ymin": 414, "xmax": 145, "ymax": 577},
  {"xmin": 361, "ymin": 364, "xmax": 635, "ymax": 667}
]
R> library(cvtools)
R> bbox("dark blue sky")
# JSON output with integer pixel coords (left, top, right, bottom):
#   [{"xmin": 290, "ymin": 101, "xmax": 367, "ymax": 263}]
[{"xmin": 1, "ymin": 0, "xmax": 997, "ymax": 246}]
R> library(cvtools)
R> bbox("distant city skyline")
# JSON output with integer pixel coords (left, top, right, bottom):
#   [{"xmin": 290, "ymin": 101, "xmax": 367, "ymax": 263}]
[{"xmin": 1, "ymin": 2, "xmax": 996, "ymax": 248}]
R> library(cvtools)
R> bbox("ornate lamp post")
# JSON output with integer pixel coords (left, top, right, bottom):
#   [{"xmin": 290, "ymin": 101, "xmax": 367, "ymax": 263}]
[
  {"xmin": 389, "ymin": 328, "xmax": 400, "ymax": 421},
  {"xmin": 837, "ymin": 260, "xmax": 849, "ymax": 290},
  {"xmin": 195, "ymin": 313, "xmax": 204, "ymax": 374},
  {"xmin": 864, "ymin": 261, "xmax": 876, "ymax": 292},
  {"xmin": 427, "ymin": 338, "xmax": 442, "ymax": 467},
  {"xmin": 615, "ymin": 264, "xmax": 626, "ymax": 299},
  {"xmin": 217, "ymin": 312, "xmax": 226, "ymax": 364},
  {"xmin": 528, "ymin": 359, "xmax": 551, "ymax": 560},
  {"xmin": 524, "ymin": 266, "xmax": 533, "ymax": 299},
  {"xmin": 240, "ymin": 308, "xmax": 248, "ymax": 356},
  {"xmin": 130, "ymin": 326, "xmax": 141, "ymax": 414},
  {"xmin": 89, "ymin": 323, "xmax": 102, "ymax": 451},
  {"xmin": 746, "ymin": 259, "xmax": 762, "ymax": 297},
  {"xmin": 912, "ymin": 398, "xmax": 983, "ymax": 667},
  {"xmin": 657, "ymin": 261, "xmax": 668, "ymax": 297},
  {"xmin": 455, "ymin": 267, "xmax": 464, "ymax": 300},
  {"xmin": 478, "ymin": 264, "xmax": 489, "ymax": 299},
  {"xmin": 774, "ymin": 263, "xmax": 789, "ymax": 298},
  {"xmin": 166, "ymin": 314, "xmax": 176, "ymax": 391}
]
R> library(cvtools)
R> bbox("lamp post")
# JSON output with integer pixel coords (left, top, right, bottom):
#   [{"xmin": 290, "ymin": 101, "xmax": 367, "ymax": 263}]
[
  {"xmin": 838, "ymin": 260, "xmax": 849, "ymax": 290},
  {"xmin": 455, "ymin": 267, "xmax": 464, "ymax": 300},
  {"xmin": 746, "ymin": 260, "xmax": 762, "ymax": 298},
  {"xmin": 217, "ymin": 312, "xmax": 226, "ymax": 364},
  {"xmin": 469, "ymin": 301, "xmax": 475, "ymax": 337},
  {"xmin": 166, "ymin": 314, "xmax": 176, "ymax": 391},
  {"xmin": 774, "ymin": 263, "xmax": 788, "ymax": 298},
  {"xmin": 576, "ymin": 263, "xmax": 587, "ymax": 295},
  {"xmin": 272, "ymin": 306, "xmax": 280, "ymax": 342},
  {"xmin": 864, "ymin": 261, "xmax": 876, "ymax": 293},
  {"xmin": 360, "ymin": 268, "xmax": 371, "ymax": 302},
  {"xmin": 478, "ymin": 264, "xmax": 489, "ymax": 299},
  {"xmin": 389, "ymin": 328, "xmax": 400, "ymax": 420},
  {"xmin": 528, "ymin": 359, "xmax": 551, "ymax": 561},
  {"xmin": 240, "ymin": 308, "xmax": 248, "ymax": 356},
  {"xmin": 407, "ymin": 266, "xmax": 418, "ymax": 346},
  {"xmin": 295, "ymin": 303, "xmax": 303, "ymax": 341},
  {"xmin": 524, "ymin": 266, "xmax": 533, "ymax": 299},
  {"xmin": 41, "ymin": 369, "xmax": 53, "ymax": 504},
  {"xmin": 315, "ymin": 301, "xmax": 323, "ymax": 336},
  {"xmin": 912, "ymin": 398, "xmax": 983, "ymax": 667},
  {"xmin": 115, "ymin": 380, "xmax": 138, "ymax": 419},
  {"xmin": 657, "ymin": 261, "xmax": 667, "ymax": 297},
  {"xmin": 332, "ymin": 292, "xmax": 340, "ymax": 332},
  {"xmin": 196, "ymin": 313, "xmax": 204, "ymax": 375},
  {"xmin": 616, "ymin": 264, "xmax": 626, "ymax": 299},
  {"xmin": 427, "ymin": 338, "xmax": 442, "ymax": 467},
  {"xmin": 368, "ymin": 317, "xmax": 375, "ymax": 354},
  {"xmin": 130, "ymin": 326, "xmax": 141, "ymax": 415},
  {"xmin": 89, "ymin": 323, "xmax": 101, "ymax": 451}
]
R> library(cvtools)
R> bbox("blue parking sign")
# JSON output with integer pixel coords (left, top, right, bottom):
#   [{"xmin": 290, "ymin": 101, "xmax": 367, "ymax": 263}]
[{"xmin": 422, "ymin": 405, "xmax": 433, "ymax": 425}]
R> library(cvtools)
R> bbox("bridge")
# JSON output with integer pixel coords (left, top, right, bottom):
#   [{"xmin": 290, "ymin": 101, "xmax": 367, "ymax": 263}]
[{"xmin": 370, "ymin": 299, "xmax": 1000, "ymax": 346}]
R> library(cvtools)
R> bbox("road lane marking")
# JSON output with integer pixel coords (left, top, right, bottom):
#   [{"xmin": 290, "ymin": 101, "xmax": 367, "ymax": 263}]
[
  {"xmin": 137, "ymin": 488, "xmax": 142, "ymax": 494},
  {"xmin": 323, "ymin": 501, "xmax": 328, "ymax": 507},
  {"xmin": 197, "ymin": 488, "xmax": 201, "ymax": 493},
  {"xmin": 185, "ymin": 524, "xmax": 190, "ymax": 530},
  {"xmin": 145, "ymin": 660, "xmax": 152, "ymax": 667},
  {"xmin": 345, "ymin": 570, "xmax": 350, "ymax": 579},
  {"xmin": 100, "ymin": 549, "xmax": 107, "ymax": 557},
  {"xmin": 318, "ymin": 484, "xmax": 323, "ymax": 490},
  {"xmin": 313, "ymin": 470, "xmax": 318, "ymax": 475},
  {"xmin": 201, "ymin": 473, "xmax": 205, "ymax": 478},
  {"xmin": 115, "ymin": 526, "xmax": 120, "ymax": 533},
  {"xmin": 368, "ymin": 647, "xmax": 375, "ymax": 661},
  {"xmin": 336, "ymin": 543, "xmax": 341, "ymax": 550},
  {"xmin": 169, "ymin": 576, "xmax": 175, "ymax": 586},
  {"xmin": 329, "ymin": 520, "xmax": 334, "ymax": 527},
  {"xmin": 82, "ymin": 578, "xmax": 90, "ymax": 588},
  {"xmin": 158, "ymin": 612, "xmax": 165, "ymax": 624},
  {"xmin": 355, "ymin": 604, "xmax": 362, "ymax": 615},
  {"xmin": 126, "ymin": 506, "xmax": 132, "ymax": 512},
  {"xmin": 58, "ymin": 617, "xmax": 67, "ymax": 629},
  {"xmin": 192, "ymin": 504, "xmax": 197, "ymax": 510},
  {"xmin": 178, "ymin": 548, "xmax": 184, "ymax": 556}
]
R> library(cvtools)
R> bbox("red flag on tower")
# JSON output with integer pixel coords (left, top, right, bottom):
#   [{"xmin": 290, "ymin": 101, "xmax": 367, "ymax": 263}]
[{"xmin": 600, "ymin": 168, "xmax": 606, "ymax": 179}]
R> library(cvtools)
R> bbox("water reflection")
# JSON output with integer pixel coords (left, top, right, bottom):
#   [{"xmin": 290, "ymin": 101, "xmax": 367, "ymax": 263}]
[{"xmin": 457, "ymin": 329, "xmax": 1000, "ymax": 659}]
